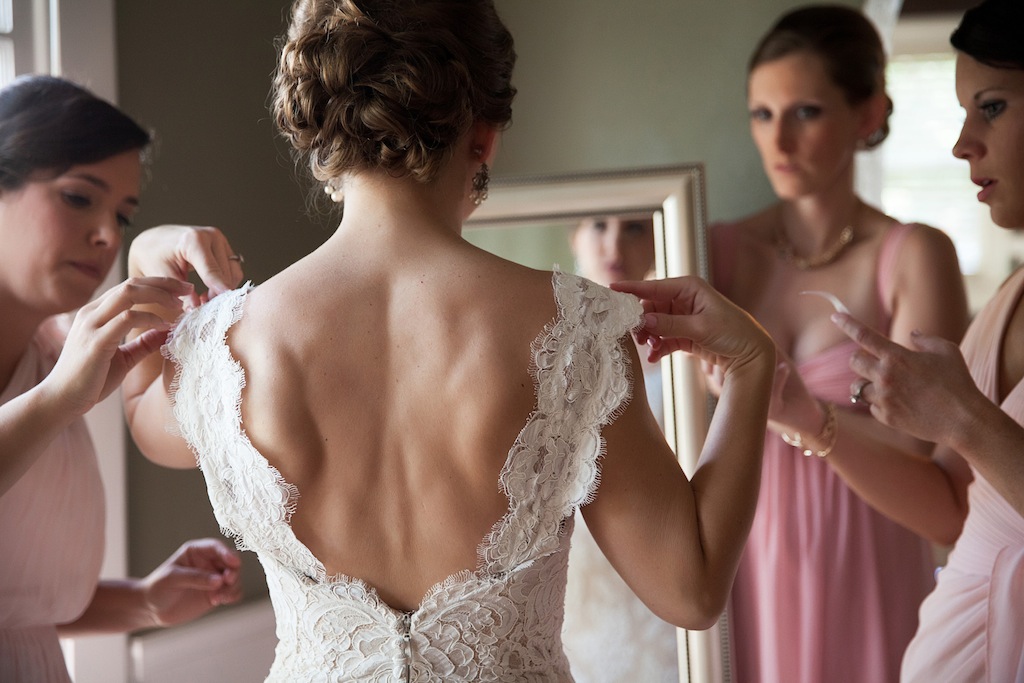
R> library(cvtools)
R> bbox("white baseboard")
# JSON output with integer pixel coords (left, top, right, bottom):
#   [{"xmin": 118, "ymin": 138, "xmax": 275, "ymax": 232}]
[{"xmin": 130, "ymin": 598, "xmax": 276, "ymax": 683}]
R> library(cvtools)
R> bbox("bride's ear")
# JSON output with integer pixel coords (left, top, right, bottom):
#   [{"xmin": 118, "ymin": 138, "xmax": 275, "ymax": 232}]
[{"xmin": 469, "ymin": 122, "xmax": 500, "ymax": 167}]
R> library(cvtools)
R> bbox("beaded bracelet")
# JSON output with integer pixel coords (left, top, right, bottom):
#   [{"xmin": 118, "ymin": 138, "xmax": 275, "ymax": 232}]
[{"xmin": 780, "ymin": 402, "xmax": 838, "ymax": 458}]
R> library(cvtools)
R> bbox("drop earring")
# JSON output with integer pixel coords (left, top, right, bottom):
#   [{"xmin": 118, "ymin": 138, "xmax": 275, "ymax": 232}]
[
  {"xmin": 470, "ymin": 163, "xmax": 490, "ymax": 206},
  {"xmin": 324, "ymin": 177, "xmax": 344, "ymax": 203}
]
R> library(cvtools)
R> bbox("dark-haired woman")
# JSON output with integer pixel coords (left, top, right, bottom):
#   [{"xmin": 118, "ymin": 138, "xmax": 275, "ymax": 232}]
[
  {"xmin": 709, "ymin": 5, "xmax": 970, "ymax": 682},
  {"xmin": 831, "ymin": 0, "xmax": 1024, "ymax": 679},
  {"xmin": 125, "ymin": 0, "xmax": 778, "ymax": 679},
  {"xmin": 0, "ymin": 75, "xmax": 243, "ymax": 681}
]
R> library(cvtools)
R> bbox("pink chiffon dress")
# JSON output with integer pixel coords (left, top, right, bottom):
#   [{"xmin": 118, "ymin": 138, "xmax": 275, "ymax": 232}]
[
  {"xmin": 900, "ymin": 266, "xmax": 1024, "ymax": 683},
  {"xmin": 713, "ymin": 222, "xmax": 936, "ymax": 683},
  {"xmin": 0, "ymin": 325, "xmax": 105, "ymax": 683}
]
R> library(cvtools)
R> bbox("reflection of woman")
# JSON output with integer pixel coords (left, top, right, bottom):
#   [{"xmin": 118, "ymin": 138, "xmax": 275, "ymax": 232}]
[
  {"xmin": 0, "ymin": 75, "xmax": 242, "ymax": 682},
  {"xmin": 710, "ymin": 6, "xmax": 970, "ymax": 682},
  {"xmin": 564, "ymin": 214, "xmax": 678, "ymax": 683},
  {"xmin": 572, "ymin": 213, "xmax": 663, "ymax": 422},
  {"xmin": 572, "ymin": 214, "xmax": 656, "ymax": 286},
  {"xmin": 832, "ymin": 1, "xmax": 1024, "ymax": 679},
  {"xmin": 126, "ymin": 0, "xmax": 777, "ymax": 678}
]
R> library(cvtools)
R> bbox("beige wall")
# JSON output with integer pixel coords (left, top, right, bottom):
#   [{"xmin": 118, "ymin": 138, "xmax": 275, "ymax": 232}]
[{"xmin": 115, "ymin": 0, "xmax": 856, "ymax": 601}]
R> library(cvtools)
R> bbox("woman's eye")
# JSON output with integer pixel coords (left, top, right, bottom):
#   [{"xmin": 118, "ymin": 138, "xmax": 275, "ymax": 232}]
[
  {"xmin": 592, "ymin": 220, "xmax": 608, "ymax": 233},
  {"xmin": 980, "ymin": 100, "xmax": 1006, "ymax": 122},
  {"xmin": 624, "ymin": 221, "xmax": 647, "ymax": 236},
  {"xmin": 117, "ymin": 213, "xmax": 133, "ymax": 231},
  {"xmin": 794, "ymin": 105, "xmax": 822, "ymax": 121},
  {"xmin": 749, "ymin": 108, "xmax": 771, "ymax": 122},
  {"xmin": 61, "ymin": 192, "xmax": 91, "ymax": 208}
]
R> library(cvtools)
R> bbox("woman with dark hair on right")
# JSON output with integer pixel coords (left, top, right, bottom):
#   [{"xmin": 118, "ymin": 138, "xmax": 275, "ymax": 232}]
[
  {"xmin": 710, "ymin": 5, "xmax": 970, "ymax": 682},
  {"xmin": 831, "ymin": 0, "xmax": 1024, "ymax": 679},
  {"xmin": 123, "ymin": 0, "xmax": 776, "ymax": 679}
]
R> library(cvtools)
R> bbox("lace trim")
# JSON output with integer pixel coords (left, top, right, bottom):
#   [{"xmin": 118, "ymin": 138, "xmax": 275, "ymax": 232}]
[
  {"xmin": 480, "ymin": 270, "xmax": 641, "ymax": 571},
  {"xmin": 164, "ymin": 285, "xmax": 306, "ymax": 573},
  {"xmin": 166, "ymin": 270, "xmax": 642, "ymax": 614}
]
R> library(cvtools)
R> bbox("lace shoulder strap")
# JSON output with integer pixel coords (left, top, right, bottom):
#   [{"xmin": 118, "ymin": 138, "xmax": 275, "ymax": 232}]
[
  {"xmin": 481, "ymin": 271, "xmax": 643, "ymax": 571},
  {"xmin": 162, "ymin": 285, "xmax": 307, "ymax": 568}
]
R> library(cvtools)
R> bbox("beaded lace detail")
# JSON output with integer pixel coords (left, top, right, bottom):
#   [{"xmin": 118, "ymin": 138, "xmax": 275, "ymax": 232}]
[{"xmin": 165, "ymin": 271, "xmax": 642, "ymax": 682}]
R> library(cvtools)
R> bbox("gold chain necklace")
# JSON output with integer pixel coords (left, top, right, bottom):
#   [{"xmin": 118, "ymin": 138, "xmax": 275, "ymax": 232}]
[{"xmin": 775, "ymin": 224, "xmax": 854, "ymax": 270}]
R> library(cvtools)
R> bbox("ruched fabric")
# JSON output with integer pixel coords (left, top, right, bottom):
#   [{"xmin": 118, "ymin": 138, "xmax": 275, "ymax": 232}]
[
  {"xmin": 0, "ymin": 326, "xmax": 105, "ymax": 683},
  {"xmin": 901, "ymin": 267, "xmax": 1024, "ymax": 683},
  {"xmin": 721, "ymin": 223, "xmax": 936, "ymax": 683}
]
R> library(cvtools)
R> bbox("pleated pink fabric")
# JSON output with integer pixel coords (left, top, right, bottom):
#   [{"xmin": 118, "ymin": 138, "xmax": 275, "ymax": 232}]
[
  {"xmin": 901, "ymin": 267, "xmax": 1024, "ymax": 683},
  {"xmin": 0, "ymin": 326, "xmax": 105, "ymax": 683},
  {"xmin": 716, "ymin": 223, "xmax": 936, "ymax": 683}
]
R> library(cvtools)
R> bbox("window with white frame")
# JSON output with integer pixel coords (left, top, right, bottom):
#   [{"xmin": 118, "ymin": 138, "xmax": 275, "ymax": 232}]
[{"xmin": 0, "ymin": 0, "xmax": 15, "ymax": 85}]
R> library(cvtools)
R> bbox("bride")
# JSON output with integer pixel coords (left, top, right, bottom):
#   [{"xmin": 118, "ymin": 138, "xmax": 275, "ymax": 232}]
[{"xmin": 124, "ymin": 0, "xmax": 776, "ymax": 679}]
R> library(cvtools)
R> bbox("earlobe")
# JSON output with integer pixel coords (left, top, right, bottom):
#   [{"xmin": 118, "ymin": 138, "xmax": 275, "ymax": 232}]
[
  {"xmin": 858, "ymin": 93, "xmax": 891, "ymax": 146},
  {"xmin": 470, "ymin": 122, "xmax": 500, "ymax": 166}
]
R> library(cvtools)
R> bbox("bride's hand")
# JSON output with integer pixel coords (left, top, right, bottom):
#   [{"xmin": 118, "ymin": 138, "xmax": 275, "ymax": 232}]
[{"xmin": 612, "ymin": 276, "xmax": 774, "ymax": 378}]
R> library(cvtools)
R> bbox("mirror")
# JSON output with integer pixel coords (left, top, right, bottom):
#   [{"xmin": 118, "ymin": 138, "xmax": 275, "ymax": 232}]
[{"xmin": 465, "ymin": 165, "xmax": 728, "ymax": 683}]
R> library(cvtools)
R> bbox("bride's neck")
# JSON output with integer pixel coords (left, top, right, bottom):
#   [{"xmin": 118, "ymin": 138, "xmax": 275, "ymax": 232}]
[{"xmin": 331, "ymin": 171, "xmax": 468, "ymax": 247}]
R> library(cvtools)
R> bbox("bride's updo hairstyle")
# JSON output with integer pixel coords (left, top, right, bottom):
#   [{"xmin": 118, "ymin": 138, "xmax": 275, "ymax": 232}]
[{"xmin": 273, "ymin": 0, "xmax": 516, "ymax": 189}]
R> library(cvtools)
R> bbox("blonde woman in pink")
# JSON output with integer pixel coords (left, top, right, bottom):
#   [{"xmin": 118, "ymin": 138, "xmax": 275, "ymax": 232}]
[{"xmin": 711, "ymin": 6, "xmax": 970, "ymax": 681}]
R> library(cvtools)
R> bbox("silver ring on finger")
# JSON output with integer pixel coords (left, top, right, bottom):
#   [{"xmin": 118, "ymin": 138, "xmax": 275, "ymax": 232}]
[
  {"xmin": 228, "ymin": 253, "xmax": 245, "ymax": 264},
  {"xmin": 850, "ymin": 378, "xmax": 871, "ymax": 405}
]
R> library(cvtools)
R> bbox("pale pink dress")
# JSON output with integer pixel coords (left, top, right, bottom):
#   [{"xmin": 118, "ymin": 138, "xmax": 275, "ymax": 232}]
[
  {"xmin": 0, "ymin": 324, "xmax": 105, "ymax": 682},
  {"xmin": 713, "ymin": 223, "xmax": 936, "ymax": 683},
  {"xmin": 901, "ymin": 267, "xmax": 1024, "ymax": 683}
]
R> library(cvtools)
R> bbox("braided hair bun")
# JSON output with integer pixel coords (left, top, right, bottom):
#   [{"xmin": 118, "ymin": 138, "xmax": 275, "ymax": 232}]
[{"xmin": 273, "ymin": 0, "xmax": 515, "ymax": 187}]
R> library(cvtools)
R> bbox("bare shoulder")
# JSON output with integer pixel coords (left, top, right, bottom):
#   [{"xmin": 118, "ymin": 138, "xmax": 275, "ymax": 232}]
[
  {"xmin": 897, "ymin": 221, "xmax": 958, "ymax": 252},
  {"xmin": 884, "ymin": 219, "xmax": 969, "ymax": 341},
  {"xmin": 887, "ymin": 221, "xmax": 962, "ymax": 278},
  {"xmin": 711, "ymin": 206, "xmax": 777, "ymax": 246},
  {"xmin": 220, "ymin": 269, "xmax": 318, "ymax": 380},
  {"xmin": 459, "ymin": 246, "xmax": 560, "ymax": 316},
  {"xmin": 708, "ymin": 206, "xmax": 778, "ymax": 295}
]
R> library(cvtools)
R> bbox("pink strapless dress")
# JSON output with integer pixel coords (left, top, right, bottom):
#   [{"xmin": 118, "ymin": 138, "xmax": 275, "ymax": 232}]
[{"xmin": 714, "ymin": 222, "xmax": 936, "ymax": 683}]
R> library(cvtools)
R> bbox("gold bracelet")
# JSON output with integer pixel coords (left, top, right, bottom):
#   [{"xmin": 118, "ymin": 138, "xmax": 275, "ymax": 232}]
[{"xmin": 780, "ymin": 402, "xmax": 838, "ymax": 458}]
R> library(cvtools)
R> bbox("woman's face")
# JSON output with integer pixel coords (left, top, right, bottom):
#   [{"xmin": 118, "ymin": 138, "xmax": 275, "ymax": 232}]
[
  {"xmin": 747, "ymin": 51, "xmax": 872, "ymax": 201},
  {"xmin": 571, "ymin": 214, "xmax": 655, "ymax": 286},
  {"xmin": 0, "ymin": 149, "xmax": 141, "ymax": 316},
  {"xmin": 953, "ymin": 53, "xmax": 1024, "ymax": 229}
]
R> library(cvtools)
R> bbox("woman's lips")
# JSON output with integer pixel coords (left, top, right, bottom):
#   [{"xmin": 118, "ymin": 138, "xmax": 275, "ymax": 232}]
[
  {"xmin": 68, "ymin": 261, "xmax": 104, "ymax": 280},
  {"xmin": 973, "ymin": 177, "xmax": 996, "ymax": 202}
]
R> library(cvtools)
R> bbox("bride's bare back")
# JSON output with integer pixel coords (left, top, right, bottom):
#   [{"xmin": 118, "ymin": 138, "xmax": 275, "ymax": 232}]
[{"xmin": 230, "ymin": 237, "xmax": 557, "ymax": 610}]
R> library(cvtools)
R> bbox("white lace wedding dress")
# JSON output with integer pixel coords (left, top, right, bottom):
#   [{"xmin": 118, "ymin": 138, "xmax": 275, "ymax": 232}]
[{"xmin": 165, "ymin": 271, "xmax": 643, "ymax": 682}]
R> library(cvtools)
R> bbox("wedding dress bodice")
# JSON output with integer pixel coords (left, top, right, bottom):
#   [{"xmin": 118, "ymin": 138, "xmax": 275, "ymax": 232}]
[{"xmin": 165, "ymin": 271, "xmax": 642, "ymax": 682}]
